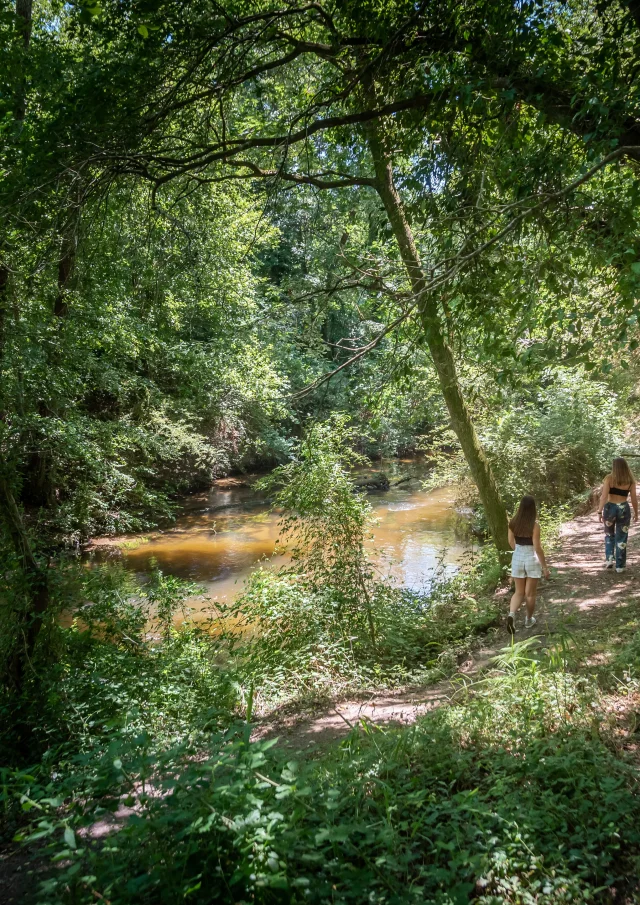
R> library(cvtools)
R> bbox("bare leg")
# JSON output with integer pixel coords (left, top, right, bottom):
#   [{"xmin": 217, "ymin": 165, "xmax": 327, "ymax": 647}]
[
  {"xmin": 510, "ymin": 578, "xmax": 526, "ymax": 614},
  {"xmin": 525, "ymin": 577, "xmax": 539, "ymax": 619}
]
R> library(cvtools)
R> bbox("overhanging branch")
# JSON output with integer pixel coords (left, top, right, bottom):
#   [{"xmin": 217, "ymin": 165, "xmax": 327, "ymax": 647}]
[
  {"xmin": 225, "ymin": 159, "xmax": 375, "ymax": 188},
  {"xmin": 291, "ymin": 144, "xmax": 636, "ymax": 397},
  {"xmin": 93, "ymin": 90, "xmax": 442, "ymax": 182}
]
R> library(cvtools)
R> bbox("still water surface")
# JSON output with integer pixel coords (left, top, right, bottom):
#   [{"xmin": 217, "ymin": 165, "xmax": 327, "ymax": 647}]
[{"xmin": 90, "ymin": 461, "xmax": 470, "ymax": 620}]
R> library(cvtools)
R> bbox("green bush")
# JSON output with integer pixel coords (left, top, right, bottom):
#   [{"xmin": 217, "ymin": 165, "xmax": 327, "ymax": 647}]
[
  {"xmin": 426, "ymin": 371, "xmax": 621, "ymax": 516},
  {"xmin": 483, "ymin": 370, "xmax": 620, "ymax": 507},
  {"xmin": 0, "ymin": 565, "xmax": 238, "ymax": 765},
  {"xmin": 220, "ymin": 566, "xmax": 499, "ymax": 714},
  {"xmin": 257, "ymin": 417, "xmax": 380, "ymax": 646}
]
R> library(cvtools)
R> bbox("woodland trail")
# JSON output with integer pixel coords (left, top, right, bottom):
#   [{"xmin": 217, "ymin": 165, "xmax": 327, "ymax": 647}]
[{"xmin": 254, "ymin": 507, "xmax": 640, "ymax": 751}]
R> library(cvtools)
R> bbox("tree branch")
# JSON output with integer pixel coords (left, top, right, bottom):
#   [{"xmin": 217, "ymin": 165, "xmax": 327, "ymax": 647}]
[
  {"xmin": 224, "ymin": 159, "xmax": 375, "ymax": 188},
  {"xmin": 291, "ymin": 144, "xmax": 634, "ymax": 397},
  {"xmin": 94, "ymin": 91, "xmax": 442, "ymax": 181}
]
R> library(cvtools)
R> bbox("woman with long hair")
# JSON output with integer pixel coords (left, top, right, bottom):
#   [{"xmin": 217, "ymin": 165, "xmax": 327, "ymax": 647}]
[
  {"xmin": 598, "ymin": 457, "xmax": 638, "ymax": 572},
  {"xmin": 507, "ymin": 495, "xmax": 550, "ymax": 634}
]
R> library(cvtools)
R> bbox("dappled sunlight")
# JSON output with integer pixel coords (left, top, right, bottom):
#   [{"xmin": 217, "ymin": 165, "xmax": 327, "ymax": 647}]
[
  {"xmin": 544, "ymin": 513, "xmax": 640, "ymax": 619},
  {"xmin": 253, "ymin": 686, "xmax": 452, "ymax": 750}
]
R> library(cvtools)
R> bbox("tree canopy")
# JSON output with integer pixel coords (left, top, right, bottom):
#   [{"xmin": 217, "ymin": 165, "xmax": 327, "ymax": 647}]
[{"xmin": 4, "ymin": 3, "xmax": 640, "ymax": 903}]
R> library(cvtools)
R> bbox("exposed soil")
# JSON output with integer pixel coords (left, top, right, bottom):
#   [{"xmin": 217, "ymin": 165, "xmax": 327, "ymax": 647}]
[
  {"xmin": 253, "ymin": 509, "xmax": 640, "ymax": 749},
  {"xmin": 0, "ymin": 841, "xmax": 49, "ymax": 905}
]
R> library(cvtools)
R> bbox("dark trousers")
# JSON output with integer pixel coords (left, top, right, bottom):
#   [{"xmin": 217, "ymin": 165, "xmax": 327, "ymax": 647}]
[{"xmin": 603, "ymin": 501, "xmax": 631, "ymax": 568}]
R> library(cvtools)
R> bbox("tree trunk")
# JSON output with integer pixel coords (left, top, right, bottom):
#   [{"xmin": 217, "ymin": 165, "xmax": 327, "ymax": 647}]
[
  {"xmin": 0, "ymin": 263, "xmax": 8, "ymax": 371},
  {"xmin": 53, "ymin": 229, "xmax": 76, "ymax": 318},
  {"xmin": 364, "ymin": 116, "xmax": 510, "ymax": 561},
  {"xmin": 22, "ymin": 218, "xmax": 79, "ymax": 505},
  {"xmin": 0, "ymin": 476, "xmax": 49, "ymax": 690},
  {"xmin": 15, "ymin": 0, "xmax": 32, "ymax": 47}
]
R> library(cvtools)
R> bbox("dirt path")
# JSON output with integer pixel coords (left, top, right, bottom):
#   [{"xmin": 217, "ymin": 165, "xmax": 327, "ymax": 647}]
[
  {"xmin": 544, "ymin": 511, "xmax": 640, "ymax": 624},
  {"xmin": 254, "ymin": 509, "xmax": 640, "ymax": 750}
]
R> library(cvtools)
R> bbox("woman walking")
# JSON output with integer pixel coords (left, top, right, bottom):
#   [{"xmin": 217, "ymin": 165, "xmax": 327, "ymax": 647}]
[
  {"xmin": 598, "ymin": 457, "xmax": 638, "ymax": 572},
  {"xmin": 507, "ymin": 495, "xmax": 550, "ymax": 634}
]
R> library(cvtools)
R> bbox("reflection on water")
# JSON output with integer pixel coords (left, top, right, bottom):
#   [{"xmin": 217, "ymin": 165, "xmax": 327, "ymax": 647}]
[{"xmin": 89, "ymin": 461, "xmax": 471, "ymax": 620}]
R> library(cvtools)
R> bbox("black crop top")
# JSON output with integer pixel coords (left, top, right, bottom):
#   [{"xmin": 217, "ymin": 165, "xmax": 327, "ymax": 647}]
[
  {"xmin": 610, "ymin": 486, "xmax": 631, "ymax": 497},
  {"xmin": 515, "ymin": 536, "xmax": 533, "ymax": 545}
]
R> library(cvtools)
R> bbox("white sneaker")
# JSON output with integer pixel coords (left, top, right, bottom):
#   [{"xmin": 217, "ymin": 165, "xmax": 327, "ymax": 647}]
[
  {"xmin": 604, "ymin": 559, "xmax": 614, "ymax": 569},
  {"xmin": 525, "ymin": 616, "xmax": 537, "ymax": 629},
  {"xmin": 616, "ymin": 567, "xmax": 626, "ymax": 573}
]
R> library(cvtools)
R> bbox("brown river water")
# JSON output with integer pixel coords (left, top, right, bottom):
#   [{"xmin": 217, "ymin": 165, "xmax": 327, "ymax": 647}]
[{"xmin": 87, "ymin": 461, "xmax": 472, "ymax": 623}]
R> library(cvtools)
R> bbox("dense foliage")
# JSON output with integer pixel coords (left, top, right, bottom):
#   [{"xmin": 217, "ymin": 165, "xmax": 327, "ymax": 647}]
[
  {"xmin": 7, "ymin": 640, "xmax": 640, "ymax": 905},
  {"xmin": 3, "ymin": 0, "xmax": 640, "ymax": 902}
]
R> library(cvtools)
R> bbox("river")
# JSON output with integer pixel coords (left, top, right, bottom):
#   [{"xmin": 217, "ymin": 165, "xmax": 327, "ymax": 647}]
[{"xmin": 87, "ymin": 460, "xmax": 471, "ymax": 622}]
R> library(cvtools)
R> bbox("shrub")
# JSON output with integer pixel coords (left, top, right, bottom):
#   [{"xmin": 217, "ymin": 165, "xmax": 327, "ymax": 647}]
[
  {"xmin": 426, "ymin": 370, "xmax": 622, "ymax": 526},
  {"xmin": 483, "ymin": 370, "xmax": 620, "ymax": 507},
  {"xmin": 219, "ymin": 564, "xmax": 498, "ymax": 714},
  {"xmin": 0, "ymin": 565, "xmax": 238, "ymax": 765},
  {"xmin": 17, "ymin": 642, "xmax": 640, "ymax": 904},
  {"xmin": 257, "ymin": 416, "xmax": 380, "ymax": 648}
]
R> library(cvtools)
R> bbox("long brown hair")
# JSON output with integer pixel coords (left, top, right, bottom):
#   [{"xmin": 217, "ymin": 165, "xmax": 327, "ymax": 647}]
[
  {"xmin": 611, "ymin": 457, "xmax": 634, "ymax": 487},
  {"xmin": 509, "ymin": 495, "xmax": 537, "ymax": 537}
]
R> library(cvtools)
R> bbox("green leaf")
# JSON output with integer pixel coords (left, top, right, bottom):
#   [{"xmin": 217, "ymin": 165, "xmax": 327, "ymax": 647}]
[
  {"xmin": 64, "ymin": 827, "xmax": 77, "ymax": 850},
  {"xmin": 137, "ymin": 24, "xmax": 149, "ymax": 38},
  {"xmin": 77, "ymin": 0, "xmax": 102, "ymax": 21}
]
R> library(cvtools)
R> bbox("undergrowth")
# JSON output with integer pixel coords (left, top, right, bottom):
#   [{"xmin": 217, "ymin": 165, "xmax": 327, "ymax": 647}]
[
  {"xmin": 0, "ymin": 565, "xmax": 237, "ymax": 768},
  {"xmin": 5, "ymin": 424, "xmax": 640, "ymax": 903},
  {"xmin": 218, "ymin": 562, "xmax": 499, "ymax": 715},
  {"xmin": 7, "ymin": 640, "xmax": 640, "ymax": 904}
]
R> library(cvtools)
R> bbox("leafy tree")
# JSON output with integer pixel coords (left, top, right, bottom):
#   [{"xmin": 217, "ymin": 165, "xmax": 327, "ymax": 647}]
[
  {"xmin": 62, "ymin": 0, "xmax": 640, "ymax": 559},
  {"xmin": 260, "ymin": 416, "xmax": 378, "ymax": 647}
]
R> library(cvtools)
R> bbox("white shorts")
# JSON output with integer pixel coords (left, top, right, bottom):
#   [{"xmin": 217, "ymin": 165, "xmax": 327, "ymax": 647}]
[{"xmin": 511, "ymin": 544, "xmax": 542, "ymax": 579}]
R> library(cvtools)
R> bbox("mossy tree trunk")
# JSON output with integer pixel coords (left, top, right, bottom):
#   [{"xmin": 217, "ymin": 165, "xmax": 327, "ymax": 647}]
[{"xmin": 365, "ymin": 117, "xmax": 510, "ymax": 562}]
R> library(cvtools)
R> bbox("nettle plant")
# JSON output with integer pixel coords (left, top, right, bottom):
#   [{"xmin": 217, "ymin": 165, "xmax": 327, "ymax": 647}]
[{"xmin": 258, "ymin": 417, "xmax": 379, "ymax": 650}]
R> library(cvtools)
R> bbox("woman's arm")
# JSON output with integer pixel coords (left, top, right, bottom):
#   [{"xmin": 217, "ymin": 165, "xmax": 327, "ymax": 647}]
[
  {"xmin": 598, "ymin": 475, "xmax": 610, "ymax": 521},
  {"xmin": 632, "ymin": 482, "xmax": 638, "ymax": 522},
  {"xmin": 533, "ymin": 523, "xmax": 550, "ymax": 579},
  {"xmin": 508, "ymin": 527, "xmax": 515, "ymax": 550}
]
